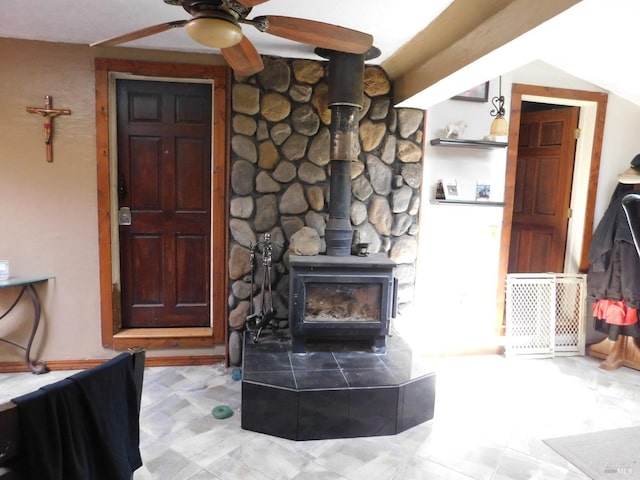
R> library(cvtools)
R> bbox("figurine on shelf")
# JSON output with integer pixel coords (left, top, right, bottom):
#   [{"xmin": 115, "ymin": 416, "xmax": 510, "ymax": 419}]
[{"xmin": 444, "ymin": 120, "xmax": 467, "ymax": 138}]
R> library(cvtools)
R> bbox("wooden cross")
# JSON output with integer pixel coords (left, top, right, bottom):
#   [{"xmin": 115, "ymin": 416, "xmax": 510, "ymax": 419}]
[{"xmin": 26, "ymin": 95, "xmax": 71, "ymax": 163}]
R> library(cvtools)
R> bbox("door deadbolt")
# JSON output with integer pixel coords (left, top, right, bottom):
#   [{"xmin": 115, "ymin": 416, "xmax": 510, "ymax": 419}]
[{"xmin": 118, "ymin": 207, "xmax": 132, "ymax": 226}]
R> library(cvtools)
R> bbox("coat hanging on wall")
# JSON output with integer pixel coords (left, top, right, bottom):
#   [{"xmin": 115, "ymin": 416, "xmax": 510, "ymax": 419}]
[
  {"xmin": 586, "ymin": 154, "xmax": 640, "ymax": 370},
  {"xmin": 587, "ymin": 181, "xmax": 640, "ymax": 340}
]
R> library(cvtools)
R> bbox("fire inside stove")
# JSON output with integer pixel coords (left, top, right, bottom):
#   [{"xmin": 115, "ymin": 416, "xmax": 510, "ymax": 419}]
[{"xmin": 305, "ymin": 283, "xmax": 381, "ymax": 323}]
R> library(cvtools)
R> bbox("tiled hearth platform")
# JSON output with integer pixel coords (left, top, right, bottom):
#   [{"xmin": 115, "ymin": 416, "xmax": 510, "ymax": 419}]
[{"xmin": 241, "ymin": 333, "xmax": 436, "ymax": 440}]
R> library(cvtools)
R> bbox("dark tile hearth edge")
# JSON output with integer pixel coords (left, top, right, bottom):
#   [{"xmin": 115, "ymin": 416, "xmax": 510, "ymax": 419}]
[{"xmin": 241, "ymin": 333, "xmax": 436, "ymax": 440}]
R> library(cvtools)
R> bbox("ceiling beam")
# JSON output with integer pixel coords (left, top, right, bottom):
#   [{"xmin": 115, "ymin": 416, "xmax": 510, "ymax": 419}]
[{"xmin": 383, "ymin": 0, "xmax": 582, "ymax": 106}]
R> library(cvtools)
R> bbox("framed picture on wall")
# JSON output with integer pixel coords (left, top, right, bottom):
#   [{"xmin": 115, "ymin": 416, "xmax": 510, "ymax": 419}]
[
  {"xmin": 452, "ymin": 81, "xmax": 489, "ymax": 102},
  {"xmin": 476, "ymin": 180, "xmax": 491, "ymax": 201},
  {"xmin": 443, "ymin": 179, "xmax": 459, "ymax": 200}
]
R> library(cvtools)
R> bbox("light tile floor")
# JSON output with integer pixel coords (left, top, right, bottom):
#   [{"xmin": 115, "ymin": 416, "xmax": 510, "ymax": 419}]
[{"xmin": 3, "ymin": 350, "xmax": 640, "ymax": 479}]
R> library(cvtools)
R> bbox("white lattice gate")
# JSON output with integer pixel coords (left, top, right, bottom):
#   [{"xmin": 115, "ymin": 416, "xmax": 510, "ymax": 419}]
[{"xmin": 505, "ymin": 273, "xmax": 586, "ymax": 358}]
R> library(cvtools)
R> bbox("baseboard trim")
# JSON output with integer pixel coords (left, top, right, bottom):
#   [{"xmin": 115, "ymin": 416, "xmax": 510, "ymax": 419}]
[
  {"xmin": 0, "ymin": 354, "xmax": 227, "ymax": 373},
  {"xmin": 144, "ymin": 355, "xmax": 227, "ymax": 367},
  {"xmin": 420, "ymin": 346, "xmax": 505, "ymax": 357}
]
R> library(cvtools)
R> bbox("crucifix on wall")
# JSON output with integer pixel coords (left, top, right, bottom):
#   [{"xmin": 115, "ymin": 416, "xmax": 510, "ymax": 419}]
[{"xmin": 26, "ymin": 95, "xmax": 71, "ymax": 163}]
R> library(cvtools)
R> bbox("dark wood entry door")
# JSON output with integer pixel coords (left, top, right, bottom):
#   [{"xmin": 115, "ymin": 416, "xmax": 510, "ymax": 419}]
[
  {"xmin": 508, "ymin": 106, "xmax": 580, "ymax": 273},
  {"xmin": 116, "ymin": 79, "xmax": 212, "ymax": 328}
]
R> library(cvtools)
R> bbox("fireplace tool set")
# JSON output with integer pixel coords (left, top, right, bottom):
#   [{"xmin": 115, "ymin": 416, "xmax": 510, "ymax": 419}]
[{"xmin": 246, "ymin": 233, "xmax": 282, "ymax": 343}]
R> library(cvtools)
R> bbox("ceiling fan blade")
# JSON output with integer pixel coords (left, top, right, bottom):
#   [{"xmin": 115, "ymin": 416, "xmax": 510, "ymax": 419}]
[
  {"xmin": 256, "ymin": 16, "xmax": 373, "ymax": 54},
  {"xmin": 90, "ymin": 20, "xmax": 188, "ymax": 47},
  {"xmin": 236, "ymin": 0, "xmax": 270, "ymax": 7},
  {"xmin": 221, "ymin": 36, "xmax": 264, "ymax": 76}
]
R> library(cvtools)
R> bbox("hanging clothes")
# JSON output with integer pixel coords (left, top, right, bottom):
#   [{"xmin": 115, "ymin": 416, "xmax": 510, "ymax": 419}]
[
  {"xmin": 592, "ymin": 299, "xmax": 638, "ymax": 326},
  {"xmin": 587, "ymin": 183, "xmax": 640, "ymax": 339}
]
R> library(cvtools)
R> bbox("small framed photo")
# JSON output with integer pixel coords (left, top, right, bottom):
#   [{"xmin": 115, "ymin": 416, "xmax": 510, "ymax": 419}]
[
  {"xmin": 452, "ymin": 81, "xmax": 489, "ymax": 102},
  {"xmin": 476, "ymin": 181, "xmax": 491, "ymax": 201},
  {"xmin": 443, "ymin": 179, "xmax": 459, "ymax": 200},
  {"xmin": 435, "ymin": 179, "xmax": 445, "ymax": 200}
]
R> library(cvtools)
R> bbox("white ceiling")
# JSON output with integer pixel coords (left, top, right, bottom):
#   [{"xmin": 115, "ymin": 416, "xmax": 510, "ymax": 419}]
[
  {"xmin": 1, "ymin": 0, "xmax": 639, "ymax": 108},
  {"xmin": 0, "ymin": 0, "xmax": 451, "ymax": 63}
]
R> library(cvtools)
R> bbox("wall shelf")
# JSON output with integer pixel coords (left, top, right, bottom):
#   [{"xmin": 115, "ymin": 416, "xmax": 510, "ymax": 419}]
[
  {"xmin": 430, "ymin": 138, "xmax": 508, "ymax": 149},
  {"xmin": 432, "ymin": 199, "xmax": 505, "ymax": 207}
]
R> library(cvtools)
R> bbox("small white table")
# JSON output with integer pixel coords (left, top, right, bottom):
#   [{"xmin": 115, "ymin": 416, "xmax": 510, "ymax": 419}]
[{"xmin": 0, "ymin": 275, "xmax": 52, "ymax": 374}]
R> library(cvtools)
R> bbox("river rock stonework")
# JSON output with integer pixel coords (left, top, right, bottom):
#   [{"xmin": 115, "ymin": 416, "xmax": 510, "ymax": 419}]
[{"xmin": 228, "ymin": 56, "xmax": 424, "ymax": 337}]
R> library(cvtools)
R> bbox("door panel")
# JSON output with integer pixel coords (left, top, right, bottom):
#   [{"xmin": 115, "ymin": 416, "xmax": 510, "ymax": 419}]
[
  {"xmin": 129, "ymin": 137, "xmax": 162, "ymax": 208},
  {"xmin": 176, "ymin": 138, "xmax": 209, "ymax": 210},
  {"xmin": 513, "ymin": 155, "xmax": 527, "ymax": 214},
  {"xmin": 117, "ymin": 79, "xmax": 212, "ymax": 328},
  {"xmin": 540, "ymin": 121, "xmax": 563, "ymax": 146},
  {"xmin": 176, "ymin": 234, "xmax": 209, "ymax": 304},
  {"xmin": 130, "ymin": 235, "xmax": 163, "ymax": 305},
  {"xmin": 508, "ymin": 106, "xmax": 580, "ymax": 273},
  {"xmin": 533, "ymin": 156, "xmax": 561, "ymax": 216},
  {"xmin": 530, "ymin": 231, "xmax": 553, "ymax": 271}
]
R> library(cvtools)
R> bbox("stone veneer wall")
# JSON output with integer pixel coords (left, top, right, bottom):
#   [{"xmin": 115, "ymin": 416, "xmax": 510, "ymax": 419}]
[{"xmin": 227, "ymin": 56, "xmax": 424, "ymax": 335}]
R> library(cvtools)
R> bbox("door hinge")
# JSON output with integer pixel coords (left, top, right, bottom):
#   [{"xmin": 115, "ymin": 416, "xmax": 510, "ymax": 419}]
[
  {"xmin": 568, "ymin": 207, "xmax": 573, "ymax": 219},
  {"xmin": 575, "ymin": 128, "xmax": 581, "ymax": 139}
]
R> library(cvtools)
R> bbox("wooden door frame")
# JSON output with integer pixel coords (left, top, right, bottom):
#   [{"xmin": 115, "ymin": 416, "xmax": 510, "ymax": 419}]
[
  {"xmin": 95, "ymin": 58, "xmax": 230, "ymax": 350},
  {"xmin": 496, "ymin": 83, "xmax": 608, "ymax": 333}
]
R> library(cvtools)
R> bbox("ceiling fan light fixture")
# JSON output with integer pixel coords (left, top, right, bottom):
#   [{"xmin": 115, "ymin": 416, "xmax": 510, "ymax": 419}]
[{"xmin": 186, "ymin": 16, "xmax": 243, "ymax": 49}]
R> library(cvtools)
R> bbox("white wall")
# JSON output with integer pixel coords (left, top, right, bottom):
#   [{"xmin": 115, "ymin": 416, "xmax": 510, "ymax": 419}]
[
  {"xmin": 405, "ymin": 60, "xmax": 640, "ymax": 354},
  {"xmin": 593, "ymin": 95, "xmax": 640, "ymax": 219},
  {"xmin": 409, "ymin": 75, "xmax": 507, "ymax": 353}
]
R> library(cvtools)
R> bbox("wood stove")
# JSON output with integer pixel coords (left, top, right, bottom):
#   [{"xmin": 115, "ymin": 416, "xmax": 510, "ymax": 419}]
[
  {"xmin": 242, "ymin": 50, "xmax": 435, "ymax": 443},
  {"xmin": 289, "ymin": 253, "xmax": 397, "ymax": 354},
  {"xmin": 285, "ymin": 50, "xmax": 399, "ymax": 354}
]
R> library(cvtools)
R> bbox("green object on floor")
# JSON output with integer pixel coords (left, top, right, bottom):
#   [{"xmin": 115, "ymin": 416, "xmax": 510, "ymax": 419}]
[{"xmin": 212, "ymin": 405, "xmax": 233, "ymax": 419}]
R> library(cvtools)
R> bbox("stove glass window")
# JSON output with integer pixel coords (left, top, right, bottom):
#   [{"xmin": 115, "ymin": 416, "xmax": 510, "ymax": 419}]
[{"xmin": 304, "ymin": 282, "xmax": 381, "ymax": 322}]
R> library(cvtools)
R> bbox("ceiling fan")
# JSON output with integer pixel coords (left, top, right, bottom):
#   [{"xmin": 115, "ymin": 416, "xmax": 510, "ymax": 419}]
[{"xmin": 91, "ymin": 0, "xmax": 374, "ymax": 76}]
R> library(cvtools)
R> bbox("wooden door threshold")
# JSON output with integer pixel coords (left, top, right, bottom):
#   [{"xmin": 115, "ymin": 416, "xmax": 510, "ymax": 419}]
[{"xmin": 113, "ymin": 327, "xmax": 217, "ymax": 349}]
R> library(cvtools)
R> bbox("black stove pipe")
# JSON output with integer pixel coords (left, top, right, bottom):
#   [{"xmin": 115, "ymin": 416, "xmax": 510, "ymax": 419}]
[{"xmin": 324, "ymin": 51, "xmax": 365, "ymax": 256}]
